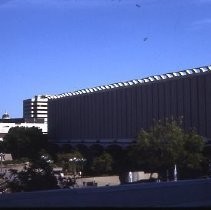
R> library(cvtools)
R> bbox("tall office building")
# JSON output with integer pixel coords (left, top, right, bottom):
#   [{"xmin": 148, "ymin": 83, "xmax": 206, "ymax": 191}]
[{"xmin": 23, "ymin": 95, "xmax": 50, "ymax": 123}]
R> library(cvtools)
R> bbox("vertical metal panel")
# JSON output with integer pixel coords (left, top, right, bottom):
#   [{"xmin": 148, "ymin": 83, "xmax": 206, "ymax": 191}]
[
  {"xmin": 71, "ymin": 97, "xmax": 75, "ymax": 139},
  {"xmin": 84, "ymin": 95, "xmax": 88, "ymax": 139},
  {"xmin": 131, "ymin": 86, "xmax": 137, "ymax": 138},
  {"xmin": 177, "ymin": 79, "xmax": 184, "ymax": 118},
  {"xmin": 103, "ymin": 91, "xmax": 108, "ymax": 138},
  {"xmin": 205, "ymin": 73, "xmax": 211, "ymax": 138},
  {"xmin": 80, "ymin": 95, "xmax": 83, "ymax": 139},
  {"xmin": 125, "ymin": 88, "xmax": 132, "ymax": 137},
  {"xmin": 59, "ymin": 100, "xmax": 63, "ymax": 137},
  {"xmin": 59, "ymin": 99, "xmax": 63, "ymax": 138},
  {"xmin": 85, "ymin": 95, "xmax": 89, "ymax": 139},
  {"xmin": 110, "ymin": 90, "xmax": 115, "ymax": 138},
  {"xmin": 67, "ymin": 97, "xmax": 72, "ymax": 138},
  {"xmin": 158, "ymin": 82, "xmax": 165, "ymax": 120},
  {"xmin": 112, "ymin": 89, "xmax": 118, "ymax": 139},
  {"xmin": 136, "ymin": 85, "xmax": 143, "ymax": 132},
  {"xmin": 183, "ymin": 78, "xmax": 191, "ymax": 130},
  {"xmin": 170, "ymin": 80, "xmax": 177, "ymax": 118},
  {"xmin": 68, "ymin": 98, "xmax": 72, "ymax": 139},
  {"xmin": 147, "ymin": 84, "xmax": 153, "ymax": 129},
  {"xmin": 63, "ymin": 99, "xmax": 67, "ymax": 139},
  {"xmin": 116, "ymin": 88, "xmax": 122, "ymax": 138},
  {"xmin": 94, "ymin": 93, "xmax": 99, "ymax": 139},
  {"xmin": 164, "ymin": 81, "xmax": 171, "ymax": 120},
  {"xmin": 118, "ymin": 88, "xmax": 124, "ymax": 138},
  {"xmin": 52, "ymin": 100, "xmax": 56, "ymax": 138},
  {"xmin": 142, "ymin": 85, "xmax": 147, "ymax": 129},
  {"xmin": 55, "ymin": 100, "xmax": 59, "ymax": 138},
  {"xmin": 65, "ymin": 98, "xmax": 69, "ymax": 138},
  {"xmin": 88, "ymin": 94, "xmax": 93, "ymax": 139},
  {"xmin": 89, "ymin": 94, "xmax": 93, "ymax": 139},
  {"xmin": 55, "ymin": 100, "xmax": 59, "ymax": 137},
  {"xmin": 98, "ymin": 92, "xmax": 104, "ymax": 139},
  {"xmin": 121, "ymin": 88, "xmax": 127, "ymax": 138},
  {"xmin": 94, "ymin": 92, "xmax": 100, "ymax": 139},
  {"xmin": 190, "ymin": 76, "xmax": 199, "ymax": 132},
  {"xmin": 55, "ymin": 100, "xmax": 58, "ymax": 138},
  {"xmin": 71, "ymin": 97, "xmax": 76, "ymax": 138},
  {"xmin": 152, "ymin": 83, "xmax": 159, "ymax": 123},
  {"xmin": 198, "ymin": 75, "xmax": 206, "ymax": 136},
  {"xmin": 79, "ymin": 95, "xmax": 84, "ymax": 139},
  {"xmin": 106, "ymin": 91, "xmax": 111, "ymax": 138},
  {"xmin": 62, "ymin": 98, "xmax": 66, "ymax": 138},
  {"xmin": 70, "ymin": 97, "xmax": 75, "ymax": 139},
  {"xmin": 93, "ymin": 93, "xmax": 97, "ymax": 139},
  {"xmin": 86, "ymin": 95, "xmax": 90, "ymax": 139},
  {"xmin": 76, "ymin": 96, "xmax": 81, "ymax": 139}
]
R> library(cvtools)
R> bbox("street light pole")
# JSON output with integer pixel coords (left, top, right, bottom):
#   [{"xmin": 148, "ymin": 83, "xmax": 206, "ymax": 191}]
[{"xmin": 69, "ymin": 157, "xmax": 86, "ymax": 185}]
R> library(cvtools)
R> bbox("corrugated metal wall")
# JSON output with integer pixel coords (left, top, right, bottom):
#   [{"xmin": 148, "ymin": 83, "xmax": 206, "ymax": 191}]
[{"xmin": 48, "ymin": 71, "xmax": 211, "ymax": 144}]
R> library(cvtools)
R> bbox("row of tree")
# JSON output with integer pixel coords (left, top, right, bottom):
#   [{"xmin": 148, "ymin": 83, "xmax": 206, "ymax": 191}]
[{"xmin": 0, "ymin": 118, "xmax": 210, "ymax": 192}]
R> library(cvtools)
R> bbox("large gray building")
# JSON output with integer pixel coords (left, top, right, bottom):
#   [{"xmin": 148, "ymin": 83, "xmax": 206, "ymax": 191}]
[{"xmin": 48, "ymin": 65, "xmax": 211, "ymax": 146}]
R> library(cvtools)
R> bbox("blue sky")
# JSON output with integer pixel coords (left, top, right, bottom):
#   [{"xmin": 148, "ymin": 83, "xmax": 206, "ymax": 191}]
[{"xmin": 0, "ymin": 0, "xmax": 211, "ymax": 117}]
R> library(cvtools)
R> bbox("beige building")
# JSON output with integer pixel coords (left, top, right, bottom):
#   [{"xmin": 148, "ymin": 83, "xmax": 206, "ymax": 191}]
[{"xmin": 0, "ymin": 112, "xmax": 47, "ymax": 141}]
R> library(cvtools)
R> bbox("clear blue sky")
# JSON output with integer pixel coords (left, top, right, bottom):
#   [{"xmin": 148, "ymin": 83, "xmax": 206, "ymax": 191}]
[{"xmin": 0, "ymin": 0, "xmax": 211, "ymax": 118}]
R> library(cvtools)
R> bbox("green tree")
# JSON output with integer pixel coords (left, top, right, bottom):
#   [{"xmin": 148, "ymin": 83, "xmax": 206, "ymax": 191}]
[
  {"xmin": 7, "ymin": 158, "xmax": 58, "ymax": 192},
  {"xmin": 128, "ymin": 119, "xmax": 205, "ymax": 180},
  {"xmin": 75, "ymin": 144, "xmax": 89, "ymax": 158},
  {"xmin": 84, "ymin": 144, "xmax": 104, "ymax": 176},
  {"xmin": 88, "ymin": 144, "xmax": 104, "ymax": 158},
  {"xmin": 105, "ymin": 144, "xmax": 124, "ymax": 174},
  {"xmin": 3, "ymin": 127, "xmax": 48, "ymax": 160},
  {"xmin": 56, "ymin": 151, "xmax": 84, "ymax": 175},
  {"xmin": 91, "ymin": 152, "xmax": 113, "ymax": 176}
]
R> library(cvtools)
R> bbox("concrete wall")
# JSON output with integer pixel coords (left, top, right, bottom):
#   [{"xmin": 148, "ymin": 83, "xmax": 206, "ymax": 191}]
[{"xmin": 76, "ymin": 175, "xmax": 120, "ymax": 187}]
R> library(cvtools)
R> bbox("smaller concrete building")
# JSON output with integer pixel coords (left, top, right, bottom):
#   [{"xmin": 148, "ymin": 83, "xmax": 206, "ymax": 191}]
[{"xmin": 0, "ymin": 112, "xmax": 47, "ymax": 141}]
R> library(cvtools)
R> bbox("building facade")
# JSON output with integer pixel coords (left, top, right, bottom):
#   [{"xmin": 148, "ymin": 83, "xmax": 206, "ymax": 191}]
[
  {"xmin": 23, "ymin": 95, "xmax": 50, "ymax": 123},
  {"xmin": 48, "ymin": 65, "xmax": 211, "ymax": 146},
  {"xmin": 0, "ymin": 112, "xmax": 47, "ymax": 141}
]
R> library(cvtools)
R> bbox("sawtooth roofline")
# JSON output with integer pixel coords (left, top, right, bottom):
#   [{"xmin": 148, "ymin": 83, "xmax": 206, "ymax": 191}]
[{"xmin": 47, "ymin": 64, "xmax": 211, "ymax": 100}]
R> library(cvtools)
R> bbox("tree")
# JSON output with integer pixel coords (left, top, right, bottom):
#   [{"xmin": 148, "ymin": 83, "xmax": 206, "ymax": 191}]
[
  {"xmin": 75, "ymin": 144, "xmax": 89, "ymax": 158},
  {"xmin": 47, "ymin": 142, "xmax": 60, "ymax": 161},
  {"xmin": 88, "ymin": 144, "xmax": 104, "ymax": 158},
  {"xmin": 3, "ymin": 127, "xmax": 48, "ymax": 160},
  {"xmin": 56, "ymin": 151, "xmax": 84, "ymax": 175},
  {"xmin": 59, "ymin": 144, "xmax": 74, "ymax": 153},
  {"xmin": 128, "ymin": 119, "xmax": 205, "ymax": 180},
  {"xmin": 91, "ymin": 152, "xmax": 113, "ymax": 176},
  {"xmin": 7, "ymin": 158, "xmax": 58, "ymax": 192},
  {"xmin": 105, "ymin": 144, "xmax": 124, "ymax": 174},
  {"xmin": 84, "ymin": 144, "xmax": 105, "ymax": 175}
]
